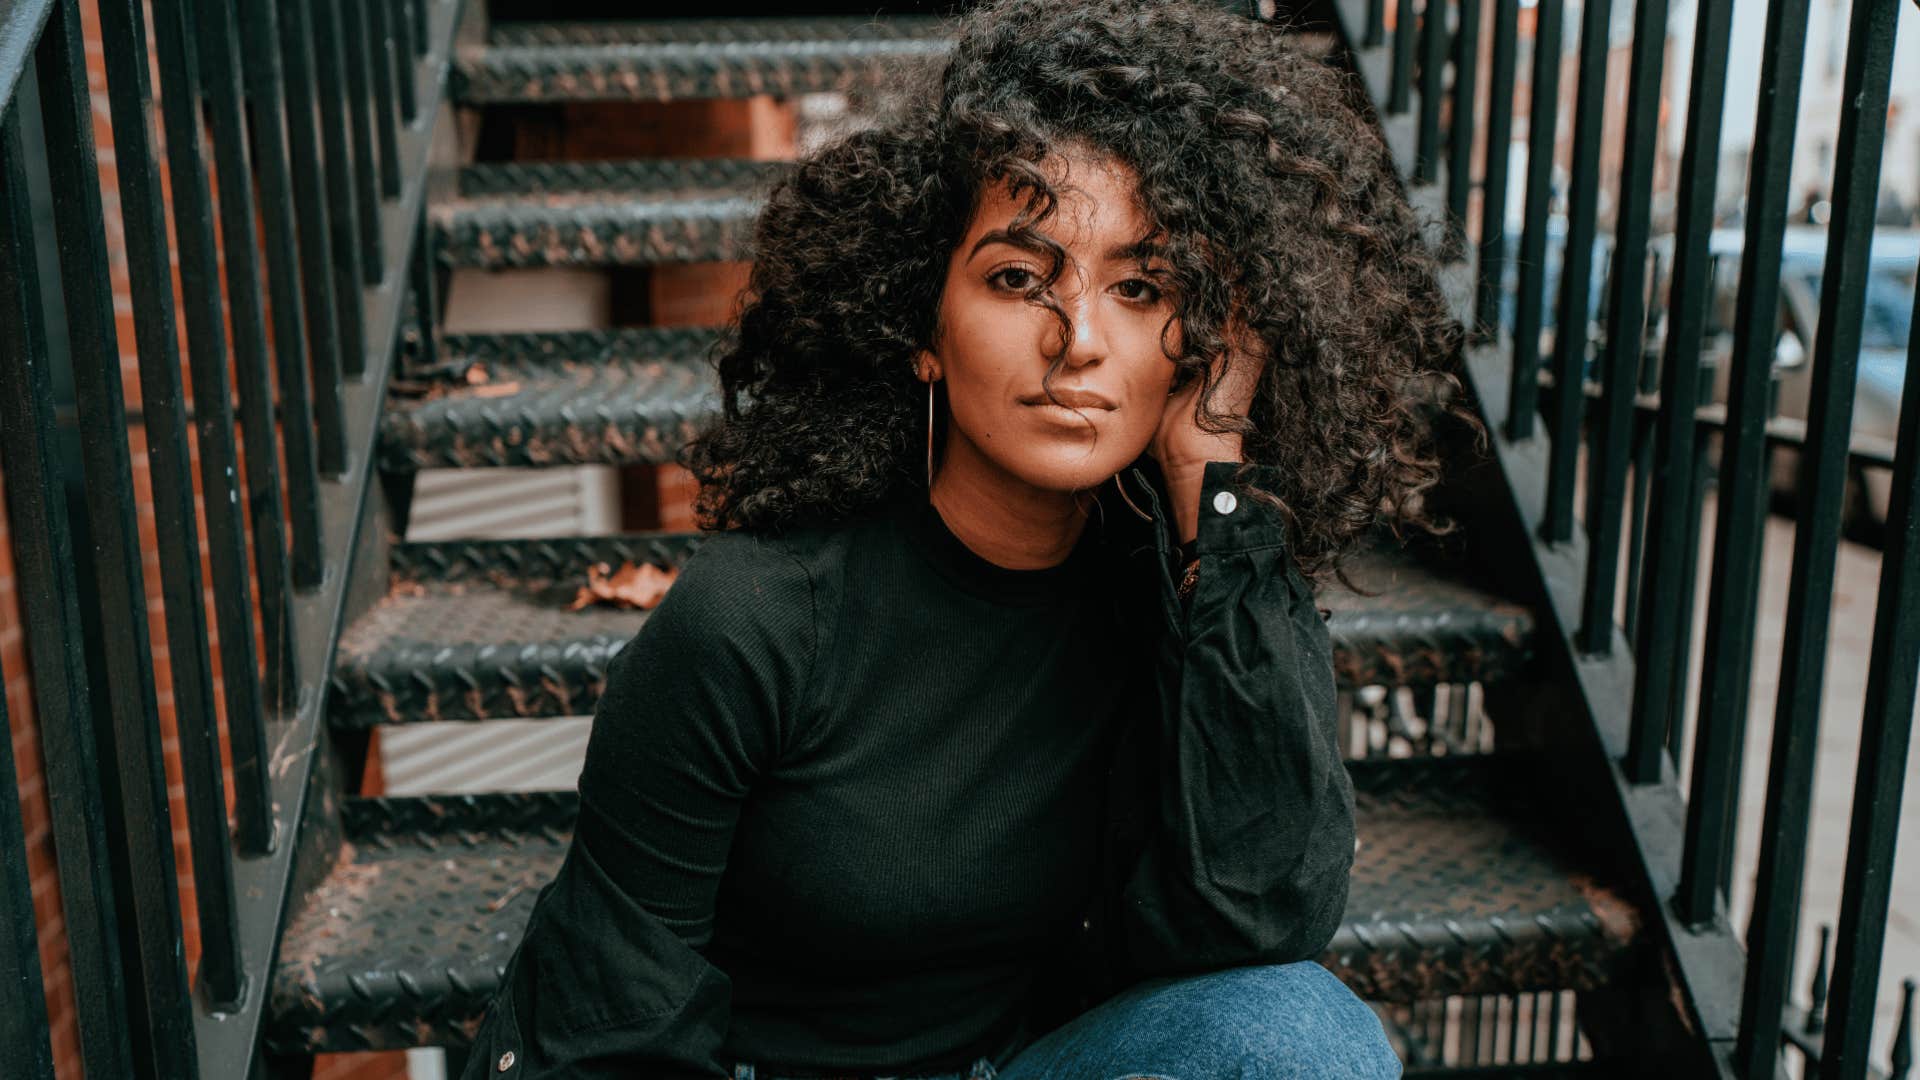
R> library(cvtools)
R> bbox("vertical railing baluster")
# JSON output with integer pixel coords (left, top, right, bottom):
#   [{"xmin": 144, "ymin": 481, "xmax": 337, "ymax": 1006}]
[
  {"xmin": 316, "ymin": 0, "xmax": 383, "ymax": 287},
  {"xmin": 1541, "ymin": 0, "xmax": 1614, "ymax": 544},
  {"xmin": 183, "ymin": 0, "xmax": 288, "ymax": 852},
  {"xmin": 1739, "ymin": 0, "xmax": 1902, "ymax": 1071},
  {"xmin": 1891, "ymin": 980, "xmax": 1915, "ymax": 1080},
  {"xmin": 1677, "ymin": 0, "xmax": 1817, "ymax": 927},
  {"xmin": 0, "ymin": 101, "xmax": 67, "ymax": 1080},
  {"xmin": 7, "ymin": 7, "xmax": 142, "ymax": 1074},
  {"xmin": 1414, "ymin": 0, "xmax": 1447, "ymax": 183},
  {"xmin": 1577, "ymin": 0, "xmax": 1670, "ymax": 651},
  {"xmin": 410, "ymin": 204, "xmax": 439, "ymax": 371},
  {"xmin": 390, "ymin": 0, "xmax": 418, "ymax": 124},
  {"xmin": 1472, "ymin": 0, "xmax": 1517, "ymax": 340},
  {"xmin": 269, "ymin": 0, "xmax": 355, "ymax": 459},
  {"xmin": 236, "ymin": 0, "xmax": 328, "ymax": 590},
  {"xmin": 301, "ymin": 0, "xmax": 372, "ymax": 376},
  {"xmin": 1819, "ymin": 207, "xmax": 1920, "ymax": 1080},
  {"xmin": 1445, "ymin": 0, "xmax": 1480, "ymax": 254},
  {"xmin": 145, "ymin": 0, "xmax": 253, "ymax": 1009},
  {"xmin": 1812, "ymin": 924, "xmax": 1834, "ymax": 1034},
  {"xmin": 1627, "ymin": 0, "xmax": 1737, "ymax": 782},
  {"xmin": 411, "ymin": 0, "xmax": 430, "ymax": 59},
  {"xmin": 1504, "ymin": 0, "xmax": 1566, "ymax": 442},
  {"xmin": 361, "ymin": 0, "xmax": 401, "ymax": 199},
  {"xmin": 1391, "ymin": 0, "xmax": 1416, "ymax": 113},
  {"xmin": 68, "ymin": 0, "xmax": 205, "ymax": 1067},
  {"xmin": 1366, "ymin": 0, "xmax": 1387, "ymax": 46}
]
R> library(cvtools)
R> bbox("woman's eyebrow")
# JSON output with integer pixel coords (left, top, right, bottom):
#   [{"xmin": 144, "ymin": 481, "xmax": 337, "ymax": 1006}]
[{"xmin": 967, "ymin": 228, "xmax": 1044, "ymax": 261}]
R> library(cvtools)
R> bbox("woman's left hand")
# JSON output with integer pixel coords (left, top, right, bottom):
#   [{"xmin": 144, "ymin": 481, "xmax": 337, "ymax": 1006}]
[
  {"xmin": 1149, "ymin": 335, "xmax": 1267, "ymax": 543},
  {"xmin": 1150, "ymin": 336, "xmax": 1266, "ymax": 477}
]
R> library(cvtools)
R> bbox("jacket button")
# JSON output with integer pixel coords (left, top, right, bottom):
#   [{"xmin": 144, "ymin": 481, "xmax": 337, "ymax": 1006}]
[
  {"xmin": 1212, "ymin": 491, "xmax": 1238, "ymax": 515},
  {"xmin": 498, "ymin": 1050, "xmax": 516, "ymax": 1072}
]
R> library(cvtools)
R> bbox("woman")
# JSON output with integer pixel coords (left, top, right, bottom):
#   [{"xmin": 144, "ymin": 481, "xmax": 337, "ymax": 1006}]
[{"xmin": 464, "ymin": 1, "xmax": 1462, "ymax": 1077}]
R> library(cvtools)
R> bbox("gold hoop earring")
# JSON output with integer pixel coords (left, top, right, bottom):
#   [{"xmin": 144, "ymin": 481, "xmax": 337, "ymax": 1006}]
[{"xmin": 925, "ymin": 379, "xmax": 935, "ymax": 490}]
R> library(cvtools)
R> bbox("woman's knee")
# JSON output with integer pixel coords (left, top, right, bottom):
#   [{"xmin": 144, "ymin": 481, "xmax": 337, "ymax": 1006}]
[{"xmin": 1119, "ymin": 961, "xmax": 1400, "ymax": 1080}]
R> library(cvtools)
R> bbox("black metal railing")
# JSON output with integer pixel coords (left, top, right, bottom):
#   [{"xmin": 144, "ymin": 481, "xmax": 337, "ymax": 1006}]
[
  {"xmin": 0, "ymin": 0, "xmax": 460, "ymax": 1075},
  {"xmin": 1333, "ymin": 0, "xmax": 1920, "ymax": 1074}
]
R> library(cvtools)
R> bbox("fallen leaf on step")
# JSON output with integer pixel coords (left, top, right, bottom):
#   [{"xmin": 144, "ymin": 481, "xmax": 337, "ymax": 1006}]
[
  {"xmin": 569, "ymin": 561, "xmax": 679, "ymax": 611},
  {"xmin": 470, "ymin": 380, "xmax": 521, "ymax": 398},
  {"xmin": 466, "ymin": 366, "xmax": 491, "ymax": 385}
]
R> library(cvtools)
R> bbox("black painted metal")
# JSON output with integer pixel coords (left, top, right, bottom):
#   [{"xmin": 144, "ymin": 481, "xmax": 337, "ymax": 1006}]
[
  {"xmin": 411, "ymin": 0, "xmax": 429, "ymax": 58},
  {"xmin": 391, "ymin": 0, "xmax": 418, "ymax": 122},
  {"xmin": 1445, "ymin": 0, "xmax": 1479, "ymax": 253},
  {"xmin": 147, "ymin": 0, "xmax": 259, "ymax": 1002},
  {"xmin": 301, "ymin": 0, "xmax": 371, "ymax": 378},
  {"xmin": 1677, "ymin": 0, "xmax": 1814, "ymax": 928},
  {"xmin": 334, "ymin": 0, "xmax": 386, "ymax": 274},
  {"xmin": 236, "ymin": 0, "xmax": 327, "ymax": 594},
  {"xmin": 1541, "ymin": 0, "xmax": 1611, "ymax": 545},
  {"xmin": 1577, "ymin": 0, "xmax": 1668, "ymax": 654},
  {"xmin": 272, "ymin": 0, "xmax": 354, "ymax": 469},
  {"xmin": 1366, "ymin": 0, "xmax": 1386, "ymax": 46},
  {"xmin": 92, "ymin": 0, "xmax": 218, "ymax": 1063},
  {"xmin": 0, "ymin": 96, "xmax": 70, "ymax": 1080},
  {"xmin": 1625, "ymin": 0, "xmax": 1736, "ymax": 783},
  {"xmin": 1740, "ymin": 0, "xmax": 1901, "ymax": 1072},
  {"xmin": 186, "ymin": 0, "xmax": 290, "ymax": 847},
  {"xmin": 410, "ymin": 206, "xmax": 438, "ymax": 371},
  {"xmin": 1893, "ymin": 980, "xmax": 1914, "ymax": 1080},
  {"xmin": 13, "ymin": 8, "xmax": 144, "ymax": 1073},
  {"xmin": 362, "ymin": 0, "xmax": 402, "ymax": 200},
  {"xmin": 1390, "ymin": 0, "xmax": 1415, "ymax": 113},
  {"xmin": 1414, "ymin": 0, "xmax": 1445, "ymax": 183},
  {"xmin": 1472, "ymin": 0, "xmax": 1517, "ymax": 340},
  {"xmin": 1504, "ymin": 0, "xmax": 1564, "ymax": 442}
]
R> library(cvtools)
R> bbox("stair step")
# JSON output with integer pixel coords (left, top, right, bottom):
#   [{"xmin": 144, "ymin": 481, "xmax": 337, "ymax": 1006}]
[
  {"xmin": 451, "ymin": 16, "xmax": 954, "ymax": 105},
  {"xmin": 431, "ymin": 159, "xmax": 786, "ymax": 269},
  {"xmin": 264, "ymin": 756, "xmax": 1638, "ymax": 1054},
  {"xmin": 436, "ymin": 325, "xmax": 722, "ymax": 369},
  {"xmin": 378, "ymin": 347, "xmax": 719, "ymax": 472},
  {"xmin": 328, "ymin": 538, "xmax": 1533, "ymax": 731}
]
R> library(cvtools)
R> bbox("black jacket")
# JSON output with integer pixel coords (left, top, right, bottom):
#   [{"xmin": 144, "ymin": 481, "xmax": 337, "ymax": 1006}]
[{"xmin": 462, "ymin": 459, "xmax": 1355, "ymax": 1079}]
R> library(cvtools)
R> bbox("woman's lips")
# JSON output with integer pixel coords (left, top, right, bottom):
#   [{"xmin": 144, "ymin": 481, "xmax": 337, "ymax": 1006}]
[{"xmin": 1018, "ymin": 388, "xmax": 1117, "ymax": 410}]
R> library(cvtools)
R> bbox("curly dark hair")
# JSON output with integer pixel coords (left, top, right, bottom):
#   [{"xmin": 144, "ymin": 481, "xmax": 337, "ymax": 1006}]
[{"xmin": 684, "ymin": 0, "xmax": 1469, "ymax": 578}]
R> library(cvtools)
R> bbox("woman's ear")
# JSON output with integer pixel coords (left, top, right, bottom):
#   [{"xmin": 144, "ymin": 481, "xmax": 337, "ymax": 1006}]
[{"xmin": 914, "ymin": 350, "xmax": 942, "ymax": 383}]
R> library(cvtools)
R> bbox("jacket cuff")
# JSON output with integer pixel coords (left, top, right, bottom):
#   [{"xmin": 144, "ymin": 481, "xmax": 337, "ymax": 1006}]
[{"xmin": 1193, "ymin": 460, "xmax": 1291, "ymax": 556}]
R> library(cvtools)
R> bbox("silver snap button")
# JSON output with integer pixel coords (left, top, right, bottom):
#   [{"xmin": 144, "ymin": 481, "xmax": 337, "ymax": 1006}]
[
  {"xmin": 1212, "ymin": 491, "xmax": 1238, "ymax": 515},
  {"xmin": 498, "ymin": 1050, "xmax": 516, "ymax": 1072}
]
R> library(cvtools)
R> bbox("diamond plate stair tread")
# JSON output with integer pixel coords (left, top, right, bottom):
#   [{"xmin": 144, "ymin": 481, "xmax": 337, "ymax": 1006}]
[
  {"xmin": 264, "ymin": 757, "xmax": 1638, "ymax": 1053},
  {"xmin": 438, "ymin": 326, "xmax": 723, "ymax": 369},
  {"xmin": 453, "ymin": 16, "xmax": 955, "ymax": 104},
  {"xmin": 431, "ymin": 160, "xmax": 787, "ymax": 269},
  {"xmin": 329, "ymin": 537, "xmax": 1533, "ymax": 730},
  {"xmin": 378, "ymin": 353, "xmax": 718, "ymax": 471}
]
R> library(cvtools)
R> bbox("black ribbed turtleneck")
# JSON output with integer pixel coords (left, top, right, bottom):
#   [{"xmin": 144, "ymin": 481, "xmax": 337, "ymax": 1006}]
[{"xmin": 567, "ymin": 491, "xmax": 1134, "ymax": 1076}]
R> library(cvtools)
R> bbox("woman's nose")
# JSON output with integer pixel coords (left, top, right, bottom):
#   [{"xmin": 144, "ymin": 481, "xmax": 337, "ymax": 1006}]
[{"xmin": 1057, "ymin": 283, "xmax": 1109, "ymax": 368}]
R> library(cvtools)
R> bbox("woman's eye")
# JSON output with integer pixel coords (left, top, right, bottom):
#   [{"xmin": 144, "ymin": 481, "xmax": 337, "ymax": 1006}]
[
  {"xmin": 989, "ymin": 267, "xmax": 1037, "ymax": 292},
  {"xmin": 1116, "ymin": 278, "xmax": 1164, "ymax": 303}
]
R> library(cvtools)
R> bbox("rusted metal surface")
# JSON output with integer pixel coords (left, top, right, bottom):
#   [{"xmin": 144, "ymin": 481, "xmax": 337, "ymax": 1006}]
[
  {"xmin": 330, "ymin": 535, "xmax": 705, "ymax": 729},
  {"xmin": 265, "ymin": 757, "xmax": 1638, "ymax": 1053},
  {"xmin": 377, "ymin": 354, "xmax": 719, "ymax": 470},
  {"xmin": 1323, "ymin": 552, "xmax": 1537, "ymax": 688},
  {"xmin": 430, "ymin": 159, "xmax": 789, "ymax": 269},
  {"xmin": 1332, "ymin": 758, "xmax": 1642, "ymax": 1003},
  {"xmin": 451, "ymin": 17, "xmax": 954, "ymax": 105}
]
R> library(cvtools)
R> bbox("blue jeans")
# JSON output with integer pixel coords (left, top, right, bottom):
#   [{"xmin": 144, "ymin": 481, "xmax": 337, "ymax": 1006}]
[{"xmin": 731, "ymin": 961, "xmax": 1401, "ymax": 1080}]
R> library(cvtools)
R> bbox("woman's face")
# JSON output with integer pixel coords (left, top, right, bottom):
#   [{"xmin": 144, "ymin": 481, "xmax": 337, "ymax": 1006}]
[{"xmin": 922, "ymin": 150, "xmax": 1179, "ymax": 499}]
